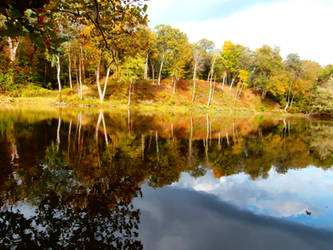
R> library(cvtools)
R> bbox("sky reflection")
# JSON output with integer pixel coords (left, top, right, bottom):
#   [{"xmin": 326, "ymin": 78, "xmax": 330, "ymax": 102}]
[
  {"xmin": 172, "ymin": 166, "xmax": 333, "ymax": 230},
  {"xmin": 136, "ymin": 186, "xmax": 333, "ymax": 250}
]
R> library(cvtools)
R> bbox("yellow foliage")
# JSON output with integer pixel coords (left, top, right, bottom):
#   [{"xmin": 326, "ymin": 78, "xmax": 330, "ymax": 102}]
[{"xmin": 267, "ymin": 72, "xmax": 290, "ymax": 96}]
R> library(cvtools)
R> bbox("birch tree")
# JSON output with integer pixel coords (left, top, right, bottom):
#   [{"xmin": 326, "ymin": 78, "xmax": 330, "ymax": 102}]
[{"xmin": 191, "ymin": 45, "xmax": 204, "ymax": 102}]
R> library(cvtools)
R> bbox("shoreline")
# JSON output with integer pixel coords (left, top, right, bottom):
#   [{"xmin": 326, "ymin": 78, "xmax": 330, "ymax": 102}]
[{"xmin": 0, "ymin": 96, "xmax": 314, "ymax": 119}]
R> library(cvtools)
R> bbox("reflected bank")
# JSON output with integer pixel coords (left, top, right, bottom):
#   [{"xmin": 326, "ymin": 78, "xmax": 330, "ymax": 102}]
[{"xmin": 0, "ymin": 108, "xmax": 332, "ymax": 249}]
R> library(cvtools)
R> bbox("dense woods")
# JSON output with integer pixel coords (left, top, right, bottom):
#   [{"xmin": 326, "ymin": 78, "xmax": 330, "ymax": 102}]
[{"xmin": 0, "ymin": 0, "xmax": 333, "ymax": 114}]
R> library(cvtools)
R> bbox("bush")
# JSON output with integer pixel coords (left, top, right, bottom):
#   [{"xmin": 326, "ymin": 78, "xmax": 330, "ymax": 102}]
[
  {"xmin": 167, "ymin": 96, "xmax": 175, "ymax": 105},
  {"xmin": 0, "ymin": 73, "xmax": 17, "ymax": 92}
]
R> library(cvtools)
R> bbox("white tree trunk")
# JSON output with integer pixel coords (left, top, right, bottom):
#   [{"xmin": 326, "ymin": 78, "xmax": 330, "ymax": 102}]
[
  {"xmin": 229, "ymin": 77, "xmax": 235, "ymax": 89},
  {"xmin": 172, "ymin": 76, "xmax": 177, "ymax": 95},
  {"xmin": 151, "ymin": 63, "xmax": 155, "ymax": 84},
  {"xmin": 192, "ymin": 63, "xmax": 197, "ymax": 102},
  {"xmin": 68, "ymin": 48, "xmax": 72, "ymax": 88},
  {"xmin": 56, "ymin": 55, "xmax": 62, "ymax": 99},
  {"xmin": 7, "ymin": 37, "xmax": 19, "ymax": 84},
  {"xmin": 158, "ymin": 50, "xmax": 165, "ymax": 86},
  {"xmin": 290, "ymin": 94, "xmax": 295, "ymax": 109},
  {"xmin": 208, "ymin": 55, "xmax": 217, "ymax": 82},
  {"xmin": 56, "ymin": 117, "xmax": 62, "ymax": 152},
  {"xmin": 96, "ymin": 53, "xmax": 103, "ymax": 100},
  {"xmin": 78, "ymin": 52, "xmax": 83, "ymax": 99},
  {"xmin": 222, "ymin": 71, "xmax": 227, "ymax": 90},
  {"xmin": 128, "ymin": 82, "xmax": 132, "ymax": 106},
  {"xmin": 211, "ymin": 75, "xmax": 216, "ymax": 102},
  {"xmin": 7, "ymin": 37, "xmax": 19, "ymax": 62},
  {"xmin": 74, "ymin": 56, "xmax": 79, "ymax": 90},
  {"xmin": 80, "ymin": 45, "xmax": 85, "ymax": 84},
  {"xmin": 96, "ymin": 111, "xmax": 108, "ymax": 145},
  {"xmin": 207, "ymin": 74, "xmax": 213, "ymax": 106},
  {"xmin": 101, "ymin": 67, "xmax": 111, "ymax": 101},
  {"xmin": 144, "ymin": 52, "xmax": 149, "ymax": 80}
]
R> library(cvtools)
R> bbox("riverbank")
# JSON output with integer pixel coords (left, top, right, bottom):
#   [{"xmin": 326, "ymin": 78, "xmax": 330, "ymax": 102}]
[{"xmin": 0, "ymin": 78, "xmax": 319, "ymax": 118}]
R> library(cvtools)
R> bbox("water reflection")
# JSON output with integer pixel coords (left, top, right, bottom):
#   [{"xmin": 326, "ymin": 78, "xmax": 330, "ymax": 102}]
[
  {"xmin": 174, "ymin": 168, "xmax": 333, "ymax": 227},
  {"xmin": 136, "ymin": 187, "xmax": 333, "ymax": 250},
  {"xmin": 0, "ymin": 109, "xmax": 332, "ymax": 249}
]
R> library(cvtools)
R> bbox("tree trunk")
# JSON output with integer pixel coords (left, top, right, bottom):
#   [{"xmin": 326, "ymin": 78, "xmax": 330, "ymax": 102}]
[
  {"xmin": 229, "ymin": 77, "xmax": 235, "ymax": 89},
  {"xmin": 284, "ymin": 82, "xmax": 292, "ymax": 111},
  {"xmin": 151, "ymin": 63, "xmax": 155, "ymax": 84},
  {"xmin": 207, "ymin": 71, "xmax": 211, "ymax": 82},
  {"xmin": 128, "ymin": 81, "xmax": 132, "ymax": 106},
  {"xmin": 192, "ymin": 63, "xmax": 197, "ymax": 102},
  {"xmin": 128, "ymin": 109, "xmax": 131, "ymax": 131},
  {"xmin": 68, "ymin": 120, "xmax": 72, "ymax": 155},
  {"xmin": 78, "ymin": 52, "xmax": 83, "ymax": 99},
  {"xmin": 208, "ymin": 55, "xmax": 217, "ymax": 82},
  {"xmin": 234, "ymin": 82, "xmax": 241, "ymax": 102},
  {"xmin": 290, "ymin": 94, "xmax": 295, "ymax": 109},
  {"xmin": 68, "ymin": 48, "xmax": 73, "ymax": 88},
  {"xmin": 96, "ymin": 52, "xmax": 102, "ymax": 100},
  {"xmin": 156, "ymin": 130, "xmax": 159, "ymax": 160},
  {"xmin": 172, "ymin": 76, "xmax": 177, "ymax": 95},
  {"xmin": 80, "ymin": 45, "xmax": 85, "ymax": 84},
  {"xmin": 188, "ymin": 117, "xmax": 193, "ymax": 166},
  {"xmin": 101, "ymin": 67, "xmax": 110, "ymax": 101},
  {"xmin": 74, "ymin": 55, "xmax": 79, "ymax": 90},
  {"xmin": 158, "ymin": 50, "xmax": 165, "ymax": 86},
  {"xmin": 56, "ymin": 55, "xmax": 62, "ymax": 99},
  {"xmin": 56, "ymin": 117, "xmax": 62, "ymax": 152},
  {"xmin": 222, "ymin": 71, "xmax": 227, "ymax": 90},
  {"xmin": 96, "ymin": 111, "xmax": 109, "ymax": 145},
  {"xmin": 7, "ymin": 37, "xmax": 19, "ymax": 62},
  {"xmin": 205, "ymin": 114, "xmax": 210, "ymax": 161},
  {"xmin": 144, "ymin": 52, "xmax": 149, "ymax": 80},
  {"xmin": 101, "ymin": 112, "xmax": 108, "ymax": 145},
  {"xmin": 207, "ymin": 74, "xmax": 213, "ymax": 106},
  {"xmin": 141, "ymin": 134, "xmax": 145, "ymax": 160},
  {"xmin": 7, "ymin": 37, "xmax": 19, "ymax": 84},
  {"xmin": 238, "ymin": 82, "xmax": 245, "ymax": 97},
  {"xmin": 211, "ymin": 75, "xmax": 216, "ymax": 103}
]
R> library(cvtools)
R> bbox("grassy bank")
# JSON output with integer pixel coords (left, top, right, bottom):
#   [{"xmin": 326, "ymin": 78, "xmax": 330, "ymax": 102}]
[{"xmin": 1, "ymin": 78, "xmax": 290, "ymax": 115}]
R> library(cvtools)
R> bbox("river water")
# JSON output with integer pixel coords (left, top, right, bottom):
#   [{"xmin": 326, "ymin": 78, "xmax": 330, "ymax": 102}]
[{"xmin": 0, "ymin": 108, "xmax": 332, "ymax": 249}]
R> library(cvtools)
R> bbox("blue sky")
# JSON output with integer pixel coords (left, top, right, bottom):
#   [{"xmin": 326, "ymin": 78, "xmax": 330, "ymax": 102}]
[
  {"xmin": 147, "ymin": 0, "xmax": 333, "ymax": 65},
  {"xmin": 148, "ymin": 0, "xmax": 283, "ymax": 25}
]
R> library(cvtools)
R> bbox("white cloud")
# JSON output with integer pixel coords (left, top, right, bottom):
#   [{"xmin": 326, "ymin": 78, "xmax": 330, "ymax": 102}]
[
  {"xmin": 173, "ymin": 167, "xmax": 333, "ymax": 219},
  {"xmin": 171, "ymin": 0, "xmax": 333, "ymax": 65}
]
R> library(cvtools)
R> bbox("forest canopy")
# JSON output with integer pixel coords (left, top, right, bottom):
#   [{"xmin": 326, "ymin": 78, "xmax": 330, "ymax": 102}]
[{"xmin": 0, "ymin": 0, "xmax": 332, "ymax": 114}]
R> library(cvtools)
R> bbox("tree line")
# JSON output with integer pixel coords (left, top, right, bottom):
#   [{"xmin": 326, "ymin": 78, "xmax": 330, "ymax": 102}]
[{"xmin": 1, "ymin": 0, "xmax": 333, "ymax": 112}]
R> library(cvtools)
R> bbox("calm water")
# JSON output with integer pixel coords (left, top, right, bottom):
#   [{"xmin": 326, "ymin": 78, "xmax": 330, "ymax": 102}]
[{"xmin": 0, "ymin": 108, "xmax": 333, "ymax": 249}]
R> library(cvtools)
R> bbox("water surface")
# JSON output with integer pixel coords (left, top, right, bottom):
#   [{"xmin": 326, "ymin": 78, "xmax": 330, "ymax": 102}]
[{"xmin": 0, "ymin": 108, "xmax": 332, "ymax": 249}]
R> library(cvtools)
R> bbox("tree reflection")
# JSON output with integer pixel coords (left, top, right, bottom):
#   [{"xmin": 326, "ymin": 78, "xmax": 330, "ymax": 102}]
[{"xmin": 0, "ymin": 110, "xmax": 333, "ymax": 248}]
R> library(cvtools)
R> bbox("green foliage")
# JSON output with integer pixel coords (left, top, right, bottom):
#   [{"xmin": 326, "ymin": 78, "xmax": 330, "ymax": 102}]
[
  {"xmin": 0, "ymin": 73, "xmax": 15, "ymax": 92},
  {"xmin": 167, "ymin": 96, "xmax": 176, "ymax": 105},
  {"xmin": 312, "ymin": 79, "xmax": 333, "ymax": 114},
  {"xmin": 319, "ymin": 64, "xmax": 333, "ymax": 83},
  {"xmin": 0, "ymin": 2, "xmax": 330, "ymax": 115}
]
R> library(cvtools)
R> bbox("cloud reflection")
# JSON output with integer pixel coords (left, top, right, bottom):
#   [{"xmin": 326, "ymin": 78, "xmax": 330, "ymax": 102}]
[
  {"xmin": 136, "ymin": 187, "xmax": 333, "ymax": 250},
  {"xmin": 173, "ymin": 167, "xmax": 333, "ymax": 227}
]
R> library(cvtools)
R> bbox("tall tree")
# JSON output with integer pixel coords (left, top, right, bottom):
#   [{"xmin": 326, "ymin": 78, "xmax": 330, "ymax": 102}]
[
  {"xmin": 155, "ymin": 25, "xmax": 185, "ymax": 86},
  {"xmin": 251, "ymin": 45, "xmax": 284, "ymax": 98},
  {"xmin": 191, "ymin": 44, "xmax": 205, "ymax": 102}
]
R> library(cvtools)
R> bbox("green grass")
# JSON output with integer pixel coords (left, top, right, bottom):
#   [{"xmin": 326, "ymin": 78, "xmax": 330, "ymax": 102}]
[{"xmin": 1, "ymin": 78, "xmax": 294, "ymax": 116}]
